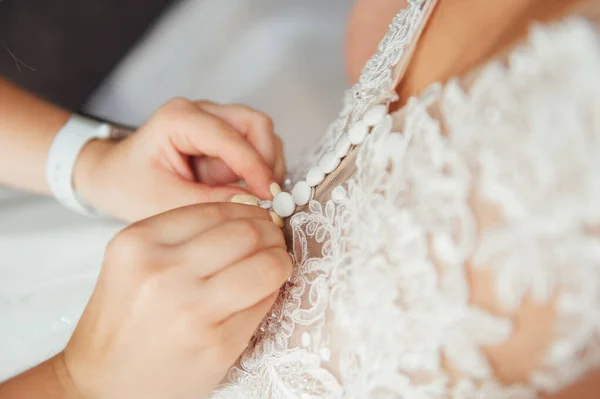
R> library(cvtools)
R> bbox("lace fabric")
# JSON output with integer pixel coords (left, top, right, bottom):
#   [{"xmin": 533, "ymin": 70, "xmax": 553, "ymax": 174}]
[
  {"xmin": 288, "ymin": 0, "xmax": 430, "ymax": 184},
  {"xmin": 211, "ymin": 2, "xmax": 600, "ymax": 398}
]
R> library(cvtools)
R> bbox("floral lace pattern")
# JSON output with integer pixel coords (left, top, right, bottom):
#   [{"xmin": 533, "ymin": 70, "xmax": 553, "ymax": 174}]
[
  {"xmin": 212, "ymin": 4, "xmax": 600, "ymax": 399},
  {"xmin": 288, "ymin": 0, "xmax": 429, "ymax": 184}
]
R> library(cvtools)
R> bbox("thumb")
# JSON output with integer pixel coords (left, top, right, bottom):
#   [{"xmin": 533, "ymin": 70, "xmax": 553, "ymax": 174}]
[{"xmin": 175, "ymin": 181, "xmax": 251, "ymax": 205}]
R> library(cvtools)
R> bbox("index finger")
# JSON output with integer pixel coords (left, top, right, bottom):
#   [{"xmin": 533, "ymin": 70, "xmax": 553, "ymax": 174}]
[
  {"xmin": 166, "ymin": 109, "xmax": 275, "ymax": 200},
  {"xmin": 135, "ymin": 202, "xmax": 274, "ymax": 245},
  {"xmin": 194, "ymin": 101, "xmax": 278, "ymax": 169}
]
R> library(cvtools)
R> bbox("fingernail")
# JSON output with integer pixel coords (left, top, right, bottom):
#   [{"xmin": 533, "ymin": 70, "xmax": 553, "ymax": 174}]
[
  {"xmin": 269, "ymin": 182, "xmax": 282, "ymax": 198},
  {"xmin": 229, "ymin": 194, "xmax": 260, "ymax": 206},
  {"xmin": 269, "ymin": 211, "xmax": 284, "ymax": 228}
]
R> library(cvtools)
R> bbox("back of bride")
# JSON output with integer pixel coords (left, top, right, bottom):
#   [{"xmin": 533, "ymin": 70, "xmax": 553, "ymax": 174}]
[{"xmin": 212, "ymin": 0, "xmax": 600, "ymax": 397}]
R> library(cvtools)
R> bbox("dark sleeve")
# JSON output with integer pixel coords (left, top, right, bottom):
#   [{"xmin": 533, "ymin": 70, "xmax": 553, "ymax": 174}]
[{"xmin": 0, "ymin": 0, "xmax": 177, "ymax": 112}]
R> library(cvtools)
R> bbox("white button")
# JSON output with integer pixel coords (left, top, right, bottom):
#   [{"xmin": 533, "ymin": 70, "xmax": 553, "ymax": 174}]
[
  {"xmin": 331, "ymin": 186, "xmax": 346, "ymax": 203},
  {"xmin": 364, "ymin": 104, "xmax": 388, "ymax": 126},
  {"xmin": 318, "ymin": 152, "xmax": 340, "ymax": 174},
  {"xmin": 348, "ymin": 119, "xmax": 369, "ymax": 145},
  {"xmin": 291, "ymin": 180, "xmax": 312, "ymax": 206},
  {"xmin": 272, "ymin": 192, "xmax": 295, "ymax": 217},
  {"xmin": 306, "ymin": 166, "xmax": 325, "ymax": 187},
  {"xmin": 372, "ymin": 114, "xmax": 393, "ymax": 137},
  {"xmin": 301, "ymin": 332, "xmax": 311, "ymax": 347},
  {"xmin": 319, "ymin": 347, "xmax": 331, "ymax": 362},
  {"xmin": 334, "ymin": 134, "xmax": 351, "ymax": 158}
]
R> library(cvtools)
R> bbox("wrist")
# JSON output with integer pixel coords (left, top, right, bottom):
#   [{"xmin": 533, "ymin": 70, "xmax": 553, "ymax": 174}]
[
  {"xmin": 72, "ymin": 138, "xmax": 114, "ymax": 210},
  {"xmin": 49, "ymin": 353, "xmax": 87, "ymax": 399},
  {"xmin": 46, "ymin": 114, "xmax": 114, "ymax": 216},
  {"xmin": 0, "ymin": 353, "xmax": 88, "ymax": 399}
]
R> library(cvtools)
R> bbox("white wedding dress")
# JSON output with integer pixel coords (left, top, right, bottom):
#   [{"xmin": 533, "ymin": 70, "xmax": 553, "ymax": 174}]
[{"xmin": 211, "ymin": 0, "xmax": 600, "ymax": 397}]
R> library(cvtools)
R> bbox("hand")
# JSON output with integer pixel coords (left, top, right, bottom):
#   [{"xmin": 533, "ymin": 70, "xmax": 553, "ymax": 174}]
[
  {"xmin": 73, "ymin": 98, "xmax": 286, "ymax": 221},
  {"xmin": 61, "ymin": 202, "xmax": 292, "ymax": 399}
]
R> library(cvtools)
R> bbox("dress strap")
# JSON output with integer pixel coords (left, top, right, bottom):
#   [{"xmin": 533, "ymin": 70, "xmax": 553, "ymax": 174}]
[
  {"xmin": 350, "ymin": 0, "xmax": 438, "ymax": 118},
  {"xmin": 390, "ymin": 0, "xmax": 439, "ymax": 93}
]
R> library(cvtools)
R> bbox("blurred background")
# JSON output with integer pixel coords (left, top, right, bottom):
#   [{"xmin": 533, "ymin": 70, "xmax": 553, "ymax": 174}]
[
  {"xmin": 88, "ymin": 0, "xmax": 352, "ymax": 162},
  {"xmin": 0, "ymin": 0, "xmax": 352, "ymax": 379},
  {"xmin": 1, "ymin": 0, "xmax": 352, "ymax": 162}
]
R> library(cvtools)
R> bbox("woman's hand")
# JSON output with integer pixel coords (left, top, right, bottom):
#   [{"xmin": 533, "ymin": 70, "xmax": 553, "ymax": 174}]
[
  {"xmin": 74, "ymin": 98, "xmax": 286, "ymax": 221},
  {"xmin": 60, "ymin": 202, "xmax": 291, "ymax": 399}
]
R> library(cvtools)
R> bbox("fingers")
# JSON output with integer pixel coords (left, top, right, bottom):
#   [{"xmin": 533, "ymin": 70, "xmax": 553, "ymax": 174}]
[
  {"xmin": 198, "ymin": 292, "xmax": 279, "ymax": 370},
  {"xmin": 200, "ymin": 247, "xmax": 292, "ymax": 322},
  {"xmin": 155, "ymin": 99, "xmax": 275, "ymax": 199},
  {"xmin": 192, "ymin": 157, "xmax": 238, "ymax": 186},
  {"xmin": 194, "ymin": 101, "xmax": 286, "ymax": 185},
  {"xmin": 194, "ymin": 101, "xmax": 280, "ymax": 171},
  {"xmin": 168, "ymin": 180, "xmax": 249, "ymax": 210},
  {"xmin": 217, "ymin": 291, "xmax": 279, "ymax": 351},
  {"xmin": 272, "ymin": 136, "xmax": 286, "ymax": 183},
  {"xmin": 136, "ymin": 202, "xmax": 273, "ymax": 245},
  {"xmin": 176, "ymin": 218, "xmax": 287, "ymax": 277}
]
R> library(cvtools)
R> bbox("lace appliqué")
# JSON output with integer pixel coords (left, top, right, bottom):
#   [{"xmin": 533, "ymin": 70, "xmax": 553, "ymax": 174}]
[
  {"xmin": 289, "ymin": 0, "xmax": 429, "ymax": 184},
  {"xmin": 440, "ymin": 18, "xmax": 600, "ymax": 393},
  {"xmin": 212, "ymin": 13, "xmax": 600, "ymax": 399},
  {"xmin": 213, "ymin": 2, "xmax": 434, "ymax": 397}
]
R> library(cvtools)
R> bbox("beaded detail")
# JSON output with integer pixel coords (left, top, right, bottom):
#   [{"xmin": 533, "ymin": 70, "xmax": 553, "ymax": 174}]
[{"xmin": 268, "ymin": 0, "xmax": 429, "ymax": 219}]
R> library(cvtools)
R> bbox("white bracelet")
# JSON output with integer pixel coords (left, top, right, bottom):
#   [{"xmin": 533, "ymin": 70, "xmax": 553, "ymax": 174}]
[{"xmin": 46, "ymin": 114, "xmax": 111, "ymax": 216}]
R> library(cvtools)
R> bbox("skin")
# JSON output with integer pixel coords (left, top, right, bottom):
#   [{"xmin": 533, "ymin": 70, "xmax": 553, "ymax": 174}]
[
  {"xmin": 346, "ymin": 0, "xmax": 600, "ymax": 397},
  {"xmin": 1, "ymin": 0, "xmax": 597, "ymax": 396},
  {"xmin": 0, "ymin": 77, "xmax": 286, "ymax": 222},
  {"xmin": 0, "ymin": 203, "xmax": 292, "ymax": 398},
  {"xmin": 346, "ymin": 0, "xmax": 583, "ymax": 104},
  {"xmin": 0, "ymin": 77, "xmax": 289, "ymax": 395}
]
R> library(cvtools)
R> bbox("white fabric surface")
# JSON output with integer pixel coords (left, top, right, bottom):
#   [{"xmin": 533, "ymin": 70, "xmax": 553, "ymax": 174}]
[
  {"xmin": 0, "ymin": 189, "xmax": 122, "ymax": 379},
  {"xmin": 0, "ymin": 0, "xmax": 350, "ymax": 380}
]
